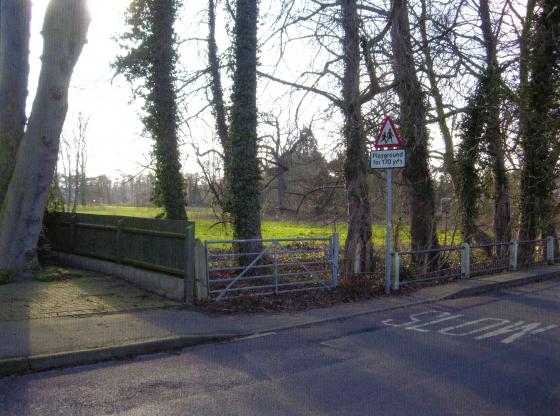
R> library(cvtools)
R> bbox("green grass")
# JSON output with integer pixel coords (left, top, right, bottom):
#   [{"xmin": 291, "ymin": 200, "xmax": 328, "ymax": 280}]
[
  {"xmin": 32, "ymin": 267, "xmax": 77, "ymax": 282},
  {"xmin": 75, "ymin": 205, "xmax": 460, "ymax": 248},
  {"xmin": 0, "ymin": 269, "xmax": 16, "ymax": 285}
]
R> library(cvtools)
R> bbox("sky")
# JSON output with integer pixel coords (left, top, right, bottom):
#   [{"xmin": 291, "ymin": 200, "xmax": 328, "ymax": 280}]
[
  {"xmin": 29, "ymin": 0, "xmax": 151, "ymax": 179},
  {"xmin": 26, "ymin": 0, "xmax": 453, "ymax": 182}
]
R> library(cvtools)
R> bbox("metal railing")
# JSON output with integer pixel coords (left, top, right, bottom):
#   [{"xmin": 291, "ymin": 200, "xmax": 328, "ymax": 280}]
[
  {"xmin": 393, "ymin": 246, "xmax": 463, "ymax": 288},
  {"xmin": 470, "ymin": 242, "xmax": 510, "ymax": 276},
  {"xmin": 206, "ymin": 235, "xmax": 339, "ymax": 300},
  {"xmin": 392, "ymin": 237, "xmax": 557, "ymax": 290}
]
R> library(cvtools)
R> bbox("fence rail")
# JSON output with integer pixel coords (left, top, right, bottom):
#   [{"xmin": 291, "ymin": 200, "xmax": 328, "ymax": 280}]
[
  {"xmin": 45, "ymin": 212, "xmax": 195, "ymax": 278},
  {"xmin": 206, "ymin": 235, "xmax": 339, "ymax": 300},
  {"xmin": 393, "ymin": 238, "xmax": 557, "ymax": 289}
]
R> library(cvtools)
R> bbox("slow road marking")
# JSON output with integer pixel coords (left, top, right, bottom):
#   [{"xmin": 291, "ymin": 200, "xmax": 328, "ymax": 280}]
[{"xmin": 382, "ymin": 310, "xmax": 557, "ymax": 344}]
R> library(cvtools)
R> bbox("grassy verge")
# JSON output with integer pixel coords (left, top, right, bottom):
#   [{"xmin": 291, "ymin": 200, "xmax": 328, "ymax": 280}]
[
  {"xmin": 32, "ymin": 267, "xmax": 79, "ymax": 282},
  {"xmin": 0, "ymin": 270, "xmax": 16, "ymax": 285}
]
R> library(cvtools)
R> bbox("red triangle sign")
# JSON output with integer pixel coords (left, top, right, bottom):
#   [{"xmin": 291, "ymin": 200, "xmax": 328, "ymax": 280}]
[{"xmin": 374, "ymin": 116, "xmax": 403, "ymax": 149}]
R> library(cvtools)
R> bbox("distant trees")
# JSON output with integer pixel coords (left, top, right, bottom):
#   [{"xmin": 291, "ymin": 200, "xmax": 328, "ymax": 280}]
[
  {"xmin": 0, "ymin": 0, "xmax": 90, "ymax": 272},
  {"xmin": 114, "ymin": 0, "xmax": 187, "ymax": 220}
]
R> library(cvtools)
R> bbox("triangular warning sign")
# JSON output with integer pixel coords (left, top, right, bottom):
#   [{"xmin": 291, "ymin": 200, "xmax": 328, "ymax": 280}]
[{"xmin": 374, "ymin": 116, "xmax": 403, "ymax": 149}]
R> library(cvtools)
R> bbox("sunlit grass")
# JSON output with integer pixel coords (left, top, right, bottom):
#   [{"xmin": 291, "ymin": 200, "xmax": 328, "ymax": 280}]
[{"xmin": 75, "ymin": 205, "xmax": 461, "ymax": 248}]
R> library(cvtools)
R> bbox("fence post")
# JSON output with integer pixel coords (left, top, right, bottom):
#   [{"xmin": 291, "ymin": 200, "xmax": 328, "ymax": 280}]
[
  {"xmin": 332, "ymin": 233, "xmax": 339, "ymax": 287},
  {"xmin": 116, "ymin": 219, "xmax": 124, "ymax": 263},
  {"xmin": 461, "ymin": 243, "xmax": 471, "ymax": 278},
  {"xmin": 194, "ymin": 240, "xmax": 209, "ymax": 301},
  {"xmin": 392, "ymin": 252, "xmax": 400, "ymax": 290},
  {"xmin": 70, "ymin": 214, "xmax": 77, "ymax": 252},
  {"xmin": 547, "ymin": 236, "xmax": 555, "ymax": 265},
  {"xmin": 184, "ymin": 225, "xmax": 195, "ymax": 303},
  {"xmin": 509, "ymin": 240, "xmax": 518, "ymax": 271}
]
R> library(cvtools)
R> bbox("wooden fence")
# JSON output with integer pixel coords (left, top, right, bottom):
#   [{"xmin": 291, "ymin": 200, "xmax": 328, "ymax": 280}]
[{"xmin": 44, "ymin": 212, "xmax": 195, "ymax": 278}]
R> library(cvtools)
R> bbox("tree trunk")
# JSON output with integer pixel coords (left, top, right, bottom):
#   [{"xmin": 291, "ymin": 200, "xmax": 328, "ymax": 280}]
[
  {"xmin": 340, "ymin": 0, "xmax": 375, "ymax": 275},
  {"xmin": 152, "ymin": 0, "xmax": 186, "ymax": 220},
  {"xmin": 0, "ymin": 0, "xmax": 31, "ymax": 202},
  {"xmin": 228, "ymin": 0, "xmax": 262, "ymax": 255},
  {"xmin": 0, "ymin": 0, "xmax": 90, "ymax": 272},
  {"xmin": 519, "ymin": 0, "xmax": 560, "ymax": 241},
  {"xmin": 479, "ymin": 0, "xmax": 511, "ymax": 243},
  {"xmin": 207, "ymin": 0, "xmax": 232, "ymax": 214},
  {"xmin": 391, "ymin": 0, "xmax": 438, "ymax": 251}
]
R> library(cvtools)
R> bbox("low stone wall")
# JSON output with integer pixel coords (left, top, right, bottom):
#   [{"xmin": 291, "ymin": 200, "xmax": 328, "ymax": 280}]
[{"xmin": 50, "ymin": 252, "xmax": 185, "ymax": 302}]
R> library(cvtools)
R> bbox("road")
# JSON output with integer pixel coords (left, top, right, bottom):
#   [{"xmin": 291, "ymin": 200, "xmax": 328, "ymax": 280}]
[{"xmin": 1, "ymin": 280, "xmax": 559, "ymax": 415}]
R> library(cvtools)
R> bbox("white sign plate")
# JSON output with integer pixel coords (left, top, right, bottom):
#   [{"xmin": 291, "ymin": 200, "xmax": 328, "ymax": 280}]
[{"xmin": 371, "ymin": 149, "xmax": 406, "ymax": 169}]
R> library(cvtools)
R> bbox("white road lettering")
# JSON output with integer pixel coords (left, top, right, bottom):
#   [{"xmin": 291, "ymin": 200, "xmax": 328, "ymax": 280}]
[
  {"xmin": 475, "ymin": 322, "xmax": 558, "ymax": 344},
  {"xmin": 382, "ymin": 310, "xmax": 447, "ymax": 327},
  {"xmin": 405, "ymin": 313, "xmax": 463, "ymax": 333},
  {"xmin": 383, "ymin": 311, "xmax": 557, "ymax": 344},
  {"xmin": 438, "ymin": 318, "xmax": 510, "ymax": 336}
]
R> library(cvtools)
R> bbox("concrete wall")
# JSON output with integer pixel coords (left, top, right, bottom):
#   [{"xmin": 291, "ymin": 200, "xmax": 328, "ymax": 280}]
[{"xmin": 50, "ymin": 252, "xmax": 185, "ymax": 302}]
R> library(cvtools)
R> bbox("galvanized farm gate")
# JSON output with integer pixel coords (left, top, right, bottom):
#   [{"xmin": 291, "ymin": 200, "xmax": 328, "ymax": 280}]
[{"xmin": 205, "ymin": 235, "xmax": 339, "ymax": 300}]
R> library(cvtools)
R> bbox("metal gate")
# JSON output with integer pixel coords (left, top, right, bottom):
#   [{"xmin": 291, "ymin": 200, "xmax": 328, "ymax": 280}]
[{"xmin": 205, "ymin": 235, "xmax": 339, "ymax": 300}]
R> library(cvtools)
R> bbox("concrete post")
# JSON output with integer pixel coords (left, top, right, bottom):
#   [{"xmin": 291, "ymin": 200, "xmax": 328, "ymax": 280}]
[
  {"xmin": 509, "ymin": 240, "xmax": 518, "ymax": 271},
  {"xmin": 332, "ymin": 233, "xmax": 339, "ymax": 287},
  {"xmin": 547, "ymin": 236, "xmax": 555, "ymax": 265},
  {"xmin": 392, "ymin": 252, "xmax": 400, "ymax": 290},
  {"xmin": 194, "ymin": 239, "xmax": 209, "ymax": 301},
  {"xmin": 461, "ymin": 243, "xmax": 471, "ymax": 278},
  {"xmin": 184, "ymin": 225, "xmax": 195, "ymax": 303},
  {"xmin": 116, "ymin": 219, "xmax": 124, "ymax": 264}
]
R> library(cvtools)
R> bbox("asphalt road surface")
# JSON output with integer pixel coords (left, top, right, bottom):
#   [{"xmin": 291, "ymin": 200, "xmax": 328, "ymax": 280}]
[{"xmin": 1, "ymin": 280, "xmax": 559, "ymax": 416}]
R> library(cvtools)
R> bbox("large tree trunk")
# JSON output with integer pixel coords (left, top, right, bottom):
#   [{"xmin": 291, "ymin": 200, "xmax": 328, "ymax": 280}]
[
  {"xmin": 519, "ymin": 0, "xmax": 560, "ymax": 241},
  {"xmin": 340, "ymin": 0, "xmax": 374, "ymax": 275},
  {"xmin": 152, "ymin": 0, "xmax": 186, "ymax": 220},
  {"xmin": 0, "ymin": 0, "xmax": 90, "ymax": 272},
  {"xmin": 228, "ymin": 0, "xmax": 262, "ymax": 255},
  {"xmin": 0, "ymin": 0, "xmax": 31, "ymax": 202},
  {"xmin": 391, "ymin": 0, "xmax": 438, "ymax": 251},
  {"xmin": 479, "ymin": 0, "xmax": 511, "ymax": 244},
  {"xmin": 207, "ymin": 0, "xmax": 231, "ymax": 213}
]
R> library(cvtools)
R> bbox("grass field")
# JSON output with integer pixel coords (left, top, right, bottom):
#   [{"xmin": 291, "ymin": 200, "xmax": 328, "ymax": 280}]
[{"xmin": 75, "ymin": 205, "xmax": 459, "ymax": 248}]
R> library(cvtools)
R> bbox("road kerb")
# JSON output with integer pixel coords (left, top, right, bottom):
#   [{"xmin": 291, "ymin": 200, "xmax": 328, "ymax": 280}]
[
  {"xmin": 0, "ymin": 334, "xmax": 238, "ymax": 378},
  {"xmin": 444, "ymin": 270, "xmax": 560, "ymax": 300}
]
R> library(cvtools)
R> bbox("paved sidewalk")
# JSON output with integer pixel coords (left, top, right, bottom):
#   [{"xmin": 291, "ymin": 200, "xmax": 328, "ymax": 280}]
[
  {"xmin": 0, "ymin": 273, "xmax": 176, "ymax": 322},
  {"xmin": 1, "ymin": 264, "xmax": 559, "ymax": 377}
]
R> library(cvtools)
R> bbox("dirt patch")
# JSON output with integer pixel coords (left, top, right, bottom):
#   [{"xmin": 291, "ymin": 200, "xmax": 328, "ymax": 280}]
[{"xmin": 197, "ymin": 275, "xmax": 415, "ymax": 314}]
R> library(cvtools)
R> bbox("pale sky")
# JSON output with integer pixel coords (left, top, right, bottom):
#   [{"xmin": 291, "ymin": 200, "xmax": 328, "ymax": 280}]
[
  {"xmin": 30, "ymin": 0, "xmax": 152, "ymax": 179},
  {"xmin": 26, "ymin": 0, "xmax": 456, "ymax": 181}
]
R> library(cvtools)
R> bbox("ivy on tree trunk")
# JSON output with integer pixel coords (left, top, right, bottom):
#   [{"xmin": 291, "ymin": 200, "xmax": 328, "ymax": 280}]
[
  {"xmin": 227, "ymin": 0, "xmax": 263, "ymax": 255},
  {"xmin": 114, "ymin": 0, "xmax": 186, "ymax": 220},
  {"xmin": 341, "ymin": 0, "xmax": 375, "ymax": 275},
  {"xmin": 391, "ymin": 0, "xmax": 438, "ymax": 252}
]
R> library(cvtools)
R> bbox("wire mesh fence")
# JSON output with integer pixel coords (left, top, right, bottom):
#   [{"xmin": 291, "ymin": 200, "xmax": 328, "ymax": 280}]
[{"xmin": 205, "ymin": 236, "xmax": 338, "ymax": 300}]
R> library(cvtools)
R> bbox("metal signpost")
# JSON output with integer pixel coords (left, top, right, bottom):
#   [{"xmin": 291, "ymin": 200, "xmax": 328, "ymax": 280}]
[{"xmin": 371, "ymin": 116, "xmax": 405, "ymax": 294}]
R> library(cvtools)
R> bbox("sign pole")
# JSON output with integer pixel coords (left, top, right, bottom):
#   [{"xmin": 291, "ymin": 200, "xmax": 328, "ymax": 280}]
[
  {"xmin": 371, "ymin": 115, "xmax": 404, "ymax": 295},
  {"xmin": 385, "ymin": 169, "xmax": 392, "ymax": 294}
]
